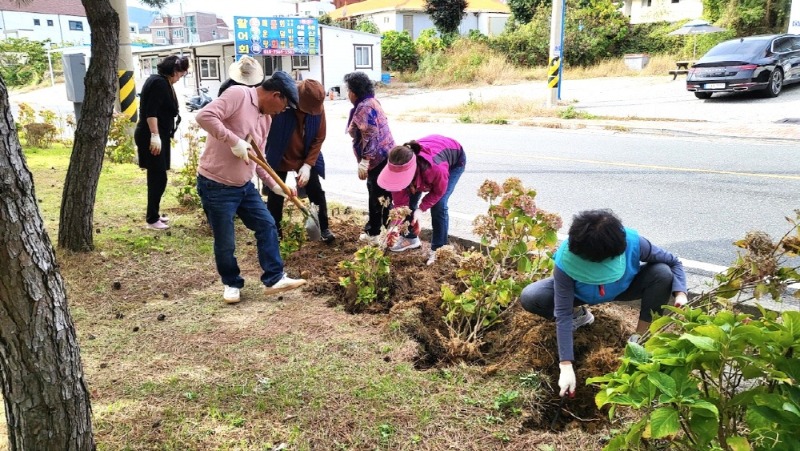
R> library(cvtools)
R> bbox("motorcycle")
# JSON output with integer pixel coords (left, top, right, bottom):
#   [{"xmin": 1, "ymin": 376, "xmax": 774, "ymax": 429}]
[{"xmin": 185, "ymin": 86, "xmax": 212, "ymax": 112}]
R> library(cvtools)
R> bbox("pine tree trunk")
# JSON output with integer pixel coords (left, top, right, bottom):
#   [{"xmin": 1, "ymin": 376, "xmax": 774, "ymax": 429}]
[
  {"xmin": 57, "ymin": 0, "xmax": 120, "ymax": 251},
  {"xmin": 0, "ymin": 78, "xmax": 95, "ymax": 449}
]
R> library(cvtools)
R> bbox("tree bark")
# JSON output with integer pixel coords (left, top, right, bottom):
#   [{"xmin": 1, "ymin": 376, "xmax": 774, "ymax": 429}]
[
  {"xmin": 57, "ymin": 0, "xmax": 120, "ymax": 251},
  {"xmin": 0, "ymin": 78, "xmax": 95, "ymax": 448}
]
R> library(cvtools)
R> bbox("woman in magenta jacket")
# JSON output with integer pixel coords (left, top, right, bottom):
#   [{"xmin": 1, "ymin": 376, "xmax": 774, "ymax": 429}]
[{"xmin": 377, "ymin": 134, "xmax": 466, "ymax": 265}]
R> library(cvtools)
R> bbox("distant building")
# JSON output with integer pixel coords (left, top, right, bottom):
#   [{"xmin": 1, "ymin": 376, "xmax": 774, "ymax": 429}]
[
  {"xmin": 621, "ymin": 0, "xmax": 704, "ymax": 24},
  {"xmin": 149, "ymin": 11, "xmax": 230, "ymax": 45},
  {"xmin": 0, "ymin": 0, "xmax": 90, "ymax": 44},
  {"xmin": 298, "ymin": 0, "xmax": 336, "ymax": 17},
  {"xmin": 330, "ymin": 0, "xmax": 510, "ymax": 39}
]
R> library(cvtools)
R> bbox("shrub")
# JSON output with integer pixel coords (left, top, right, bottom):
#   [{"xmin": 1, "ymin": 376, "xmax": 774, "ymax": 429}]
[
  {"xmin": 382, "ymin": 31, "xmax": 417, "ymax": 71},
  {"xmin": 338, "ymin": 245, "xmax": 391, "ymax": 306},
  {"xmin": 105, "ymin": 113, "xmax": 136, "ymax": 164},
  {"xmin": 588, "ymin": 307, "xmax": 800, "ymax": 450},
  {"xmin": 14, "ymin": 102, "xmax": 36, "ymax": 143},
  {"xmin": 0, "ymin": 38, "xmax": 48, "ymax": 87},
  {"xmin": 415, "ymin": 28, "xmax": 445, "ymax": 56},
  {"xmin": 175, "ymin": 121, "xmax": 205, "ymax": 209},
  {"xmin": 440, "ymin": 178, "xmax": 562, "ymax": 360},
  {"xmin": 355, "ymin": 19, "xmax": 379, "ymax": 34},
  {"xmin": 278, "ymin": 211, "xmax": 307, "ymax": 260},
  {"xmin": 24, "ymin": 123, "xmax": 57, "ymax": 148}
]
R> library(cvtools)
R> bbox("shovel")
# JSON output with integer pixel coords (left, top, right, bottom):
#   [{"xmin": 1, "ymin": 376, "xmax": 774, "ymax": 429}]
[{"xmin": 245, "ymin": 135, "xmax": 322, "ymax": 241}]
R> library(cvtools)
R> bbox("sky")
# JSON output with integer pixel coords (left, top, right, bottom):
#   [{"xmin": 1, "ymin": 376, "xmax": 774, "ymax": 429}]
[{"xmin": 126, "ymin": 0, "xmax": 326, "ymax": 28}]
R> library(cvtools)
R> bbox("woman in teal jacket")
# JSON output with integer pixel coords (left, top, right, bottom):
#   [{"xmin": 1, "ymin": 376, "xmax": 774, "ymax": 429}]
[{"xmin": 520, "ymin": 209, "xmax": 688, "ymax": 398}]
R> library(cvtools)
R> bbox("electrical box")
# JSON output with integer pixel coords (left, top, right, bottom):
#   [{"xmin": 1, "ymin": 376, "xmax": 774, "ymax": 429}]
[{"xmin": 63, "ymin": 53, "xmax": 86, "ymax": 103}]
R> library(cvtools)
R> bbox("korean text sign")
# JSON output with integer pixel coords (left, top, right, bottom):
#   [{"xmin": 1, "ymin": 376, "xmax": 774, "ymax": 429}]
[{"xmin": 233, "ymin": 16, "xmax": 319, "ymax": 57}]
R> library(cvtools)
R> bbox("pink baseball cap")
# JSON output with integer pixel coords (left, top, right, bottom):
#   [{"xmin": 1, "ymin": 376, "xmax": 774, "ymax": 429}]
[{"xmin": 377, "ymin": 158, "xmax": 417, "ymax": 192}]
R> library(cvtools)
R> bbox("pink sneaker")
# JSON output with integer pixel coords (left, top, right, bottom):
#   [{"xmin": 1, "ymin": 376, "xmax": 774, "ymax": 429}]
[{"xmin": 146, "ymin": 220, "xmax": 169, "ymax": 230}]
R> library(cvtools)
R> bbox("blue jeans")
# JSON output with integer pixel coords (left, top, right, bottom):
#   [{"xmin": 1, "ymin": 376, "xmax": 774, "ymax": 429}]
[
  {"xmin": 197, "ymin": 175, "xmax": 284, "ymax": 288},
  {"xmin": 407, "ymin": 164, "xmax": 465, "ymax": 250}
]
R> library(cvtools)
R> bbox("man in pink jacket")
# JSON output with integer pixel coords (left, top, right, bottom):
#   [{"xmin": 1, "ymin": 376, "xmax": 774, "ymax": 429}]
[{"xmin": 195, "ymin": 71, "xmax": 306, "ymax": 304}]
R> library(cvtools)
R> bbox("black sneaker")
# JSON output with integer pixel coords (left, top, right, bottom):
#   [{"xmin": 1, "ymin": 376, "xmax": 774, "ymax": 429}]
[{"xmin": 320, "ymin": 229, "xmax": 335, "ymax": 243}]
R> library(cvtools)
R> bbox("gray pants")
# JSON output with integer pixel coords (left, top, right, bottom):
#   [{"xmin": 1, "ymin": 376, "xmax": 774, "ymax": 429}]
[{"xmin": 519, "ymin": 263, "xmax": 674, "ymax": 322}]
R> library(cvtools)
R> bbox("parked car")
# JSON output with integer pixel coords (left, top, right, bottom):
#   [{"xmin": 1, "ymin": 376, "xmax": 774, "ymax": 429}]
[{"xmin": 686, "ymin": 34, "xmax": 800, "ymax": 99}]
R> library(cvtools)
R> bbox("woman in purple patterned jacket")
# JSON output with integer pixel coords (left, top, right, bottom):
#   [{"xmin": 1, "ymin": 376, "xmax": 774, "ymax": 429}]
[{"xmin": 344, "ymin": 71, "xmax": 396, "ymax": 242}]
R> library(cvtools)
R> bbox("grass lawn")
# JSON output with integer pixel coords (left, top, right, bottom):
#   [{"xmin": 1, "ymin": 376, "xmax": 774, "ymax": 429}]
[{"xmin": 8, "ymin": 144, "xmax": 620, "ymax": 450}]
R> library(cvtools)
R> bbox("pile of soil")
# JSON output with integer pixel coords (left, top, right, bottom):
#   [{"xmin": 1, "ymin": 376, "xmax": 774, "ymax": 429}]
[{"xmin": 285, "ymin": 209, "xmax": 636, "ymax": 432}]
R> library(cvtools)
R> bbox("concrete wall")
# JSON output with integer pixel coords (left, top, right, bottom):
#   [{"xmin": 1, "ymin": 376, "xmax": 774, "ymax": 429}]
[
  {"xmin": 0, "ymin": 11, "xmax": 90, "ymax": 44},
  {"xmin": 629, "ymin": 0, "xmax": 703, "ymax": 24}
]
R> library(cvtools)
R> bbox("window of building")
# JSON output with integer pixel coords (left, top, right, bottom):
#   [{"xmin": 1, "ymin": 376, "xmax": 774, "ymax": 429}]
[
  {"xmin": 130, "ymin": 26, "xmax": 136, "ymax": 32},
  {"xmin": 384, "ymin": 17, "xmax": 389, "ymax": 23},
  {"xmin": 156, "ymin": 30, "xmax": 166, "ymax": 37},
  {"xmin": 354, "ymin": 45, "xmax": 372, "ymax": 69},
  {"xmin": 402, "ymin": 15, "xmax": 413, "ymax": 36},
  {"xmin": 69, "ymin": 20, "xmax": 83, "ymax": 31},
  {"xmin": 292, "ymin": 55, "xmax": 309, "ymax": 69},
  {"xmin": 173, "ymin": 29, "xmax": 184, "ymax": 38},
  {"xmin": 198, "ymin": 57, "xmax": 219, "ymax": 79},
  {"xmin": 33, "ymin": 19, "xmax": 40, "ymax": 26},
  {"xmin": 47, "ymin": 20, "xmax": 54, "ymax": 26}
]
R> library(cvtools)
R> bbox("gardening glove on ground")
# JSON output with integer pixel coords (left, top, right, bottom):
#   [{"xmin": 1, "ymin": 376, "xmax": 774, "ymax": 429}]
[
  {"xmin": 149, "ymin": 133, "xmax": 161, "ymax": 154},
  {"xmin": 298, "ymin": 164, "xmax": 311, "ymax": 187},
  {"xmin": 411, "ymin": 209, "xmax": 423, "ymax": 235},
  {"xmin": 357, "ymin": 159, "xmax": 369, "ymax": 180},
  {"xmin": 558, "ymin": 362, "xmax": 576, "ymax": 397},
  {"xmin": 230, "ymin": 138, "xmax": 251, "ymax": 164},
  {"xmin": 674, "ymin": 292, "xmax": 688, "ymax": 308}
]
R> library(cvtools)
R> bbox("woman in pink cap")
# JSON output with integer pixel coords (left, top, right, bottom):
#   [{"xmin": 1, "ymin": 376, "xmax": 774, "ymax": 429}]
[{"xmin": 377, "ymin": 135, "xmax": 466, "ymax": 265}]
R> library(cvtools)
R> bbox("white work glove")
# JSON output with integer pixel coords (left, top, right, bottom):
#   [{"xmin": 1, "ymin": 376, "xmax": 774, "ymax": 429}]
[
  {"xmin": 270, "ymin": 184, "xmax": 287, "ymax": 198},
  {"xmin": 230, "ymin": 138, "xmax": 251, "ymax": 164},
  {"xmin": 357, "ymin": 159, "xmax": 369, "ymax": 180},
  {"xmin": 411, "ymin": 209, "xmax": 423, "ymax": 235},
  {"xmin": 558, "ymin": 362, "xmax": 576, "ymax": 397},
  {"xmin": 149, "ymin": 133, "xmax": 161, "ymax": 154},
  {"xmin": 298, "ymin": 163, "xmax": 311, "ymax": 187},
  {"xmin": 674, "ymin": 292, "xmax": 688, "ymax": 308}
]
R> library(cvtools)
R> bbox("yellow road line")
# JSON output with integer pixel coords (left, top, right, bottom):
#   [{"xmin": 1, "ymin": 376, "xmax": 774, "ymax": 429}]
[{"xmin": 472, "ymin": 151, "xmax": 800, "ymax": 181}]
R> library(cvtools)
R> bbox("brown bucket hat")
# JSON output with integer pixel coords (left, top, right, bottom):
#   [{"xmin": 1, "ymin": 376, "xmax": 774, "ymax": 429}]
[{"xmin": 297, "ymin": 79, "xmax": 325, "ymax": 115}]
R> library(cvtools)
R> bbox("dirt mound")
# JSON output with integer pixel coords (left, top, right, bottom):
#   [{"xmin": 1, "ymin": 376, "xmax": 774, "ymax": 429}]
[{"xmin": 286, "ymin": 211, "xmax": 635, "ymax": 432}]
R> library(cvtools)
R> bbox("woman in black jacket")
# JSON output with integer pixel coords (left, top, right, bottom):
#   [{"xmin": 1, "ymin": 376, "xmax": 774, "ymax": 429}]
[{"xmin": 134, "ymin": 54, "xmax": 189, "ymax": 230}]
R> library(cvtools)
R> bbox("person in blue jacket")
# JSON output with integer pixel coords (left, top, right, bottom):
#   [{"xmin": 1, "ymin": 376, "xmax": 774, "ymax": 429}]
[{"xmin": 519, "ymin": 209, "xmax": 688, "ymax": 398}]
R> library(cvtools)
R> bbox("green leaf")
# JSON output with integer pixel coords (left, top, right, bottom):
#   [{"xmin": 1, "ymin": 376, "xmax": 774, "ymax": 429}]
[
  {"xmin": 688, "ymin": 409, "xmax": 719, "ymax": 445},
  {"xmin": 624, "ymin": 341, "xmax": 650, "ymax": 365},
  {"xmin": 726, "ymin": 436, "xmax": 750, "ymax": 451},
  {"xmin": 781, "ymin": 311, "xmax": 800, "ymax": 339},
  {"xmin": 516, "ymin": 255, "xmax": 532, "ymax": 273},
  {"xmin": 692, "ymin": 324, "xmax": 726, "ymax": 343},
  {"xmin": 678, "ymin": 333, "xmax": 718, "ymax": 351},
  {"xmin": 649, "ymin": 406, "xmax": 681, "ymax": 439},
  {"xmin": 647, "ymin": 373, "xmax": 677, "ymax": 397},
  {"xmin": 690, "ymin": 400, "xmax": 719, "ymax": 418}
]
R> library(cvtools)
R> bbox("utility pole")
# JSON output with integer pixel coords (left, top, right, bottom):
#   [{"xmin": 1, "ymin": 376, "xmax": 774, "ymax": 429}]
[
  {"xmin": 547, "ymin": 0, "xmax": 566, "ymax": 107},
  {"xmin": 109, "ymin": 0, "xmax": 138, "ymax": 122}
]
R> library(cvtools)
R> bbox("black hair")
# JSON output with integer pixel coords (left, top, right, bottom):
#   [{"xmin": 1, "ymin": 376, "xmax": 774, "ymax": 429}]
[
  {"xmin": 388, "ymin": 140, "xmax": 430, "ymax": 173},
  {"xmin": 567, "ymin": 209, "xmax": 626, "ymax": 262},
  {"xmin": 218, "ymin": 78, "xmax": 244, "ymax": 96},
  {"xmin": 343, "ymin": 71, "xmax": 374, "ymax": 99},
  {"xmin": 157, "ymin": 55, "xmax": 190, "ymax": 77}
]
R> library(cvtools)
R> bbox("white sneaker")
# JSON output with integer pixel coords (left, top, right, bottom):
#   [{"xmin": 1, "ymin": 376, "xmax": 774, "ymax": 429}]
[
  {"xmin": 264, "ymin": 274, "xmax": 306, "ymax": 295},
  {"xmin": 426, "ymin": 250, "xmax": 437, "ymax": 265},
  {"xmin": 223, "ymin": 285, "xmax": 241, "ymax": 304},
  {"xmin": 159, "ymin": 214, "xmax": 170, "ymax": 224},
  {"xmin": 146, "ymin": 220, "xmax": 169, "ymax": 230},
  {"xmin": 572, "ymin": 306, "xmax": 595, "ymax": 330},
  {"xmin": 390, "ymin": 237, "xmax": 421, "ymax": 252}
]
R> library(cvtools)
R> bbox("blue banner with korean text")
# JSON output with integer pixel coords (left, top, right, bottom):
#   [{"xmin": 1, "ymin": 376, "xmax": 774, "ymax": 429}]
[{"xmin": 233, "ymin": 16, "xmax": 319, "ymax": 57}]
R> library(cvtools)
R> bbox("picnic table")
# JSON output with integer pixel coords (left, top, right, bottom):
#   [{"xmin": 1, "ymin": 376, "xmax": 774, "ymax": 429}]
[{"xmin": 669, "ymin": 60, "xmax": 695, "ymax": 80}]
